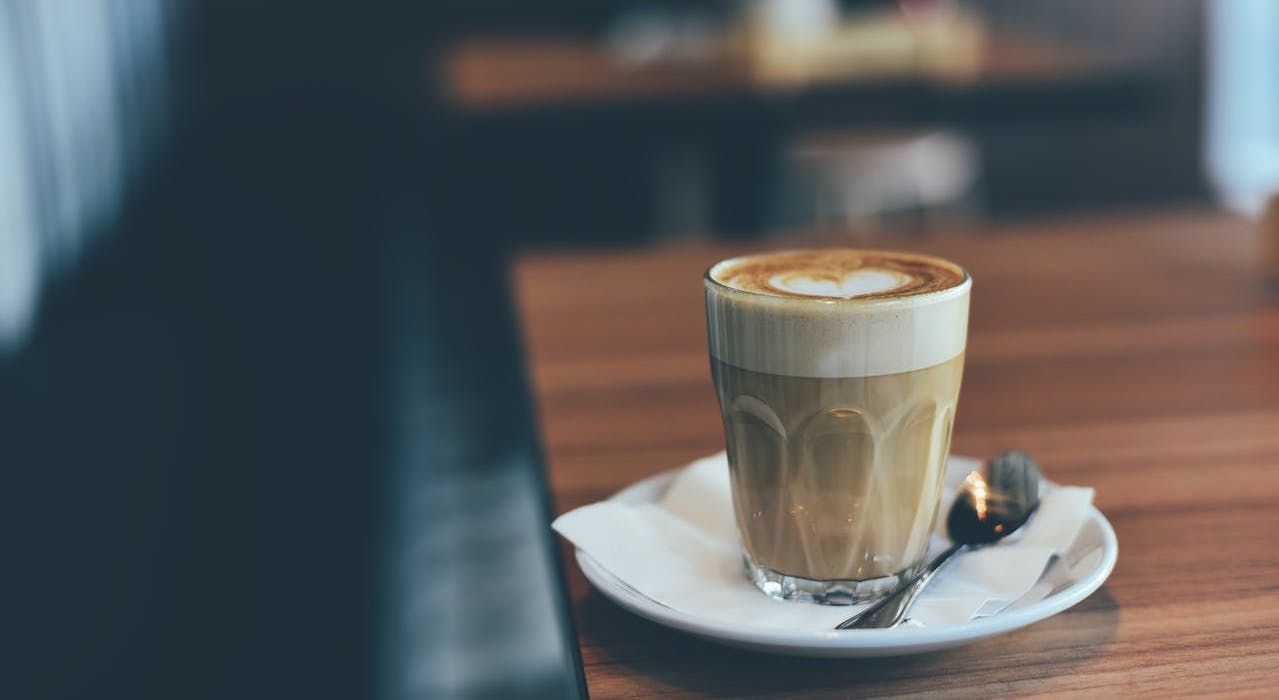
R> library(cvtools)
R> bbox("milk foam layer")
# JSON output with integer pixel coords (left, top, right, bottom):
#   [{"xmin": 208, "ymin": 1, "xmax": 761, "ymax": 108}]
[{"xmin": 706, "ymin": 249, "xmax": 970, "ymax": 378}]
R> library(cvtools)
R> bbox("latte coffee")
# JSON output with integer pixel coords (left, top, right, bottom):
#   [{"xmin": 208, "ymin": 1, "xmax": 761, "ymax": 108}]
[{"xmin": 705, "ymin": 249, "xmax": 970, "ymax": 604}]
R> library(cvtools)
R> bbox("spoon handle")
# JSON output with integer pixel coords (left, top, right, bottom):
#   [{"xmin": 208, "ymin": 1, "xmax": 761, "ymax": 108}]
[{"xmin": 835, "ymin": 543, "xmax": 964, "ymax": 630}]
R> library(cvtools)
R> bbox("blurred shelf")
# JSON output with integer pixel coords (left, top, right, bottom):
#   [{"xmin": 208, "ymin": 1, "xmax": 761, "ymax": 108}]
[{"xmin": 437, "ymin": 32, "xmax": 1156, "ymax": 128}]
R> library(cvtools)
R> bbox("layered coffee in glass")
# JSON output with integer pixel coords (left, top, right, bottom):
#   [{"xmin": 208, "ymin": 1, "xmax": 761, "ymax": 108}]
[{"xmin": 705, "ymin": 249, "xmax": 971, "ymax": 604}]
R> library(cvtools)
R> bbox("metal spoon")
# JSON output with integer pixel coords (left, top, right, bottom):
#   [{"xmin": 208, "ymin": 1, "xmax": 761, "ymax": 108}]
[{"xmin": 835, "ymin": 450, "xmax": 1042, "ymax": 630}]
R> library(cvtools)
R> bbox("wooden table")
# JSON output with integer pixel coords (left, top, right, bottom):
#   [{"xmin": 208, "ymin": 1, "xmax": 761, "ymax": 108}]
[{"xmin": 514, "ymin": 209, "xmax": 1279, "ymax": 697}]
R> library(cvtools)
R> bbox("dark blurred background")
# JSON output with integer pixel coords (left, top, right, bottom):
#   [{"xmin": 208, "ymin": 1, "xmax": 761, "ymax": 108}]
[{"xmin": 1, "ymin": 1, "xmax": 1276, "ymax": 698}]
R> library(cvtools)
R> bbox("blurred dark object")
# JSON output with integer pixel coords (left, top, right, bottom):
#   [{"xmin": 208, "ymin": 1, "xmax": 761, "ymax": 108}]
[
  {"xmin": 2, "ymin": 1, "xmax": 583, "ymax": 698},
  {"xmin": 978, "ymin": 0, "xmax": 1207, "ymax": 214},
  {"xmin": 427, "ymin": 0, "xmax": 1201, "ymax": 243}
]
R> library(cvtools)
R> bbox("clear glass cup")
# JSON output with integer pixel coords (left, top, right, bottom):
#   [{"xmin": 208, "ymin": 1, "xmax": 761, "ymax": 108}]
[{"xmin": 705, "ymin": 250, "xmax": 971, "ymax": 604}]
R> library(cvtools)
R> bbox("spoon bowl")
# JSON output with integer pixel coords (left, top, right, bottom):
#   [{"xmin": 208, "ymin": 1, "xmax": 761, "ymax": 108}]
[
  {"xmin": 948, "ymin": 450, "xmax": 1042, "ymax": 545},
  {"xmin": 835, "ymin": 450, "xmax": 1042, "ymax": 630}
]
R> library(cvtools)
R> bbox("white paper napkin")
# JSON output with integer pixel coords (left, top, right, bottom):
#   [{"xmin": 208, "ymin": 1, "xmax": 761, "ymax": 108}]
[{"xmin": 553, "ymin": 452, "xmax": 1095, "ymax": 631}]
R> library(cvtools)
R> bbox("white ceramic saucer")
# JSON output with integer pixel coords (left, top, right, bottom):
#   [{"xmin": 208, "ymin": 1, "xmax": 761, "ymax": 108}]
[{"xmin": 575, "ymin": 469, "xmax": 1118, "ymax": 658}]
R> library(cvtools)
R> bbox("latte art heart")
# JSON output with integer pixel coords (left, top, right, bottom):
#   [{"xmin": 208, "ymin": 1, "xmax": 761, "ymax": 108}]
[
  {"xmin": 709, "ymin": 249, "xmax": 966, "ymax": 302},
  {"xmin": 768, "ymin": 269, "xmax": 907, "ymax": 299}
]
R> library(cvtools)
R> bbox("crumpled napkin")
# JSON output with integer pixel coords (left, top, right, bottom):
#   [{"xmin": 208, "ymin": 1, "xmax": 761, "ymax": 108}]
[{"xmin": 553, "ymin": 452, "xmax": 1094, "ymax": 631}]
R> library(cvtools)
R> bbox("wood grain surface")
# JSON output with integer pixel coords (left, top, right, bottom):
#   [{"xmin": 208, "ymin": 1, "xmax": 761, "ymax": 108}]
[{"xmin": 513, "ymin": 209, "xmax": 1279, "ymax": 698}]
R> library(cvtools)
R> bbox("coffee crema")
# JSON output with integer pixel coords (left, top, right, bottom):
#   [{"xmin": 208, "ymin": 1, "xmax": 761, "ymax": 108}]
[{"xmin": 710, "ymin": 249, "xmax": 965, "ymax": 301}]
